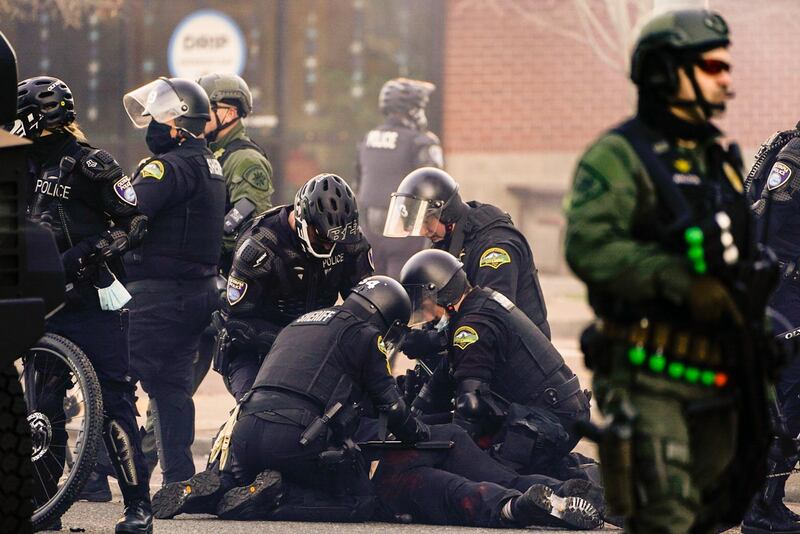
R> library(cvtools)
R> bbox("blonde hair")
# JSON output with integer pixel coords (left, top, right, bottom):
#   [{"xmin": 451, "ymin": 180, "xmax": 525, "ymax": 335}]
[{"xmin": 63, "ymin": 122, "xmax": 88, "ymax": 143}]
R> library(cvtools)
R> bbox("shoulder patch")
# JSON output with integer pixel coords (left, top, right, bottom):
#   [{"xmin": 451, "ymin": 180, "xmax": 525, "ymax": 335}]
[
  {"xmin": 377, "ymin": 335, "xmax": 392, "ymax": 374},
  {"xmin": 140, "ymin": 160, "xmax": 165, "ymax": 180},
  {"xmin": 295, "ymin": 309, "xmax": 339, "ymax": 325},
  {"xmin": 207, "ymin": 158, "xmax": 223, "ymax": 176},
  {"xmin": 226, "ymin": 276, "xmax": 248, "ymax": 306},
  {"xmin": 767, "ymin": 162, "xmax": 793, "ymax": 191},
  {"xmin": 479, "ymin": 247, "xmax": 511, "ymax": 269},
  {"xmin": 213, "ymin": 147, "xmax": 226, "ymax": 160},
  {"xmin": 242, "ymin": 165, "xmax": 270, "ymax": 190},
  {"xmin": 113, "ymin": 175, "xmax": 138, "ymax": 206},
  {"xmin": 453, "ymin": 325, "xmax": 479, "ymax": 350},
  {"xmin": 570, "ymin": 166, "xmax": 610, "ymax": 208}
]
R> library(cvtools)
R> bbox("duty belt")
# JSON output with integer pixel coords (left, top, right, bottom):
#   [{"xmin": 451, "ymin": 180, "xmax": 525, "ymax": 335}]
[
  {"xmin": 528, "ymin": 373, "xmax": 582, "ymax": 408},
  {"xmin": 598, "ymin": 318, "xmax": 730, "ymax": 389},
  {"xmin": 239, "ymin": 388, "xmax": 320, "ymax": 428}
]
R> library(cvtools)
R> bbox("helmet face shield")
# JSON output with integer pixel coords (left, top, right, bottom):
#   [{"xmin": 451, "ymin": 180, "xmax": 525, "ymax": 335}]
[
  {"xmin": 383, "ymin": 194, "xmax": 443, "ymax": 238},
  {"xmin": 296, "ymin": 217, "xmax": 336, "ymax": 259},
  {"xmin": 405, "ymin": 283, "xmax": 442, "ymax": 326},
  {"xmin": 123, "ymin": 79, "xmax": 188, "ymax": 128}
]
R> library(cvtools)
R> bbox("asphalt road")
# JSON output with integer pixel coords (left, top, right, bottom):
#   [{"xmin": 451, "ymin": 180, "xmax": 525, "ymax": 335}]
[{"xmin": 56, "ymin": 501, "xmax": 617, "ymax": 534}]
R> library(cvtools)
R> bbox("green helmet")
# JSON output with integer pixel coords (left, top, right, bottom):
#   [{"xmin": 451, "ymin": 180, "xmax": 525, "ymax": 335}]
[
  {"xmin": 630, "ymin": 9, "xmax": 729, "ymax": 90},
  {"xmin": 197, "ymin": 73, "xmax": 253, "ymax": 117}
]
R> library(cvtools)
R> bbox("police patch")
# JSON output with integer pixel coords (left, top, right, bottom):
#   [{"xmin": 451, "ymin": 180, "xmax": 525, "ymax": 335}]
[
  {"xmin": 226, "ymin": 276, "xmax": 248, "ymax": 306},
  {"xmin": 140, "ymin": 160, "xmax": 165, "ymax": 180},
  {"xmin": 377, "ymin": 335, "xmax": 391, "ymax": 374},
  {"xmin": 479, "ymin": 247, "xmax": 511, "ymax": 269},
  {"xmin": 113, "ymin": 175, "xmax": 138, "ymax": 206},
  {"xmin": 207, "ymin": 158, "xmax": 223, "ymax": 176},
  {"xmin": 453, "ymin": 326, "xmax": 479, "ymax": 350},
  {"xmin": 767, "ymin": 162, "xmax": 792, "ymax": 191}
]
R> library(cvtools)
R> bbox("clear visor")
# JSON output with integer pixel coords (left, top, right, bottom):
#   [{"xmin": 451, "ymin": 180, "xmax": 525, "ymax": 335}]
[
  {"xmin": 123, "ymin": 79, "xmax": 187, "ymax": 128},
  {"xmin": 405, "ymin": 284, "xmax": 442, "ymax": 326},
  {"xmin": 383, "ymin": 195, "xmax": 442, "ymax": 238},
  {"xmin": 383, "ymin": 320, "xmax": 410, "ymax": 353}
]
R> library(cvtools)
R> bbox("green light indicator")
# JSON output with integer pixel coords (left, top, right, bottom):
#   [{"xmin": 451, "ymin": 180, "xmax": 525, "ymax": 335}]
[
  {"xmin": 685, "ymin": 367, "xmax": 700, "ymax": 383},
  {"xmin": 628, "ymin": 346, "xmax": 647, "ymax": 366},
  {"xmin": 649, "ymin": 354, "xmax": 667, "ymax": 373},
  {"xmin": 667, "ymin": 362, "xmax": 685, "ymax": 379},
  {"xmin": 701, "ymin": 370, "xmax": 716, "ymax": 386}
]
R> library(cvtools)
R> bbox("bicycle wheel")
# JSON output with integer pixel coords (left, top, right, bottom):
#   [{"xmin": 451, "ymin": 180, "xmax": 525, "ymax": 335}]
[{"xmin": 17, "ymin": 333, "xmax": 104, "ymax": 530}]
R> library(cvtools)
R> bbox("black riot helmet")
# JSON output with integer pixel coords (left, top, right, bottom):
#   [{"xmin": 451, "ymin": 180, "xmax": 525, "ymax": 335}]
[
  {"xmin": 379, "ymin": 78, "xmax": 435, "ymax": 130},
  {"xmin": 630, "ymin": 9, "xmax": 730, "ymax": 118},
  {"xmin": 400, "ymin": 249, "xmax": 470, "ymax": 322},
  {"xmin": 294, "ymin": 173, "xmax": 361, "ymax": 259},
  {"xmin": 383, "ymin": 167, "xmax": 467, "ymax": 239},
  {"xmin": 345, "ymin": 275, "xmax": 412, "ymax": 334},
  {"xmin": 10, "ymin": 76, "xmax": 75, "ymax": 138},
  {"xmin": 123, "ymin": 77, "xmax": 210, "ymax": 136}
]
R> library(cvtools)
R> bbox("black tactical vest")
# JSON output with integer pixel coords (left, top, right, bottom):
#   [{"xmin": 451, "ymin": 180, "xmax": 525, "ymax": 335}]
[
  {"xmin": 29, "ymin": 138, "xmax": 107, "ymax": 252},
  {"xmin": 357, "ymin": 120, "xmax": 430, "ymax": 209},
  {"xmin": 452, "ymin": 288, "xmax": 572, "ymax": 407},
  {"xmin": 251, "ymin": 307, "xmax": 367, "ymax": 407},
  {"xmin": 137, "ymin": 140, "xmax": 226, "ymax": 273}
]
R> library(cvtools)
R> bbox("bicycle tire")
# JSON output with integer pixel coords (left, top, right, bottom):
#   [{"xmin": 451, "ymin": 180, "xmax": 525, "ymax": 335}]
[
  {"xmin": 22, "ymin": 333, "xmax": 104, "ymax": 531},
  {"xmin": 0, "ymin": 363, "xmax": 33, "ymax": 534}
]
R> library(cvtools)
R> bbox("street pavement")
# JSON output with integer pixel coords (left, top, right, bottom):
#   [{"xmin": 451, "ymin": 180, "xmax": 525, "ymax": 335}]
[{"xmin": 55, "ymin": 274, "xmax": 800, "ymax": 532}]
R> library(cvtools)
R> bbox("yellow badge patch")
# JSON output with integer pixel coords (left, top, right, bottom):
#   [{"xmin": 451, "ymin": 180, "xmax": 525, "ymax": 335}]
[
  {"xmin": 673, "ymin": 158, "xmax": 692, "ymax": 173},
  {"xmin": 479, "ymin": 247, "xmax": 511, "ymax": 269},
  {"xmin": 377, "ymin": 335, "xmax": 391, "ymax": 374},
  {"xmin": 140, "ymin": 160, "xmax": 165, "ymax": 180},
  {"xmin": 453, "ymin": 326, "xmax": 479, "ymax": 350},
  {"xmin": 213, "ymin": 147, "xmax": 226, "ymax": 160}
]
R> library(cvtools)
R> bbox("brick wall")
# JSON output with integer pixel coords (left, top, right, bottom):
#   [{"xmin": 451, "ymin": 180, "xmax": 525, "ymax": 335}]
[{"xmin": 442, "ymin": 0, "xmax": 800, "ymax": 271}]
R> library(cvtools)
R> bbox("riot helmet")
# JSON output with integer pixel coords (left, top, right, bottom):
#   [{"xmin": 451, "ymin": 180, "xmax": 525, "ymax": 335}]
[
  {"xmin": 345, "ymin": 275, "xmax": 412, "ymax": 336},
  {"xmin": 400, "ymin": 249, "xmax": 470, "ymax": 324},
  {"xmin": 294, "ymin": 174, "xmax": 361, "ymax": 259},
  {"xmin": 383, "ymin": 167, "xmax": 466, "ymax": 239},
  {"xmin": 123, "ymin": 77, "xmax": 210, "ymax": 136},
  {"xmin": 379, "ymin": 77, "xmax": 435, "ymax": 130},
  {"xmin": 630, "ymin": 9, "xmax": 730, "ymax": 117},
  {"xmin": 10, "ymin": 76, "xmax": 75, "ymax": 138}
]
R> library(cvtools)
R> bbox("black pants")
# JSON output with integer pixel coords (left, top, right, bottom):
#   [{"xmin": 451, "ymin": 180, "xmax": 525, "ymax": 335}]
[
  {"xmin": 128, "ymin": 277, "xmax": 218, "ymax": 484},
  {"xmin": 225, "ymin": 348, "xmax": 263, "ymax": 401},
  {"xmin": 229, "ymin": 412, "xmax": 565, "ymax": 527},
  {"xmin": 48, "ymin": 304, "xmax": 150, "ymax": 503}
]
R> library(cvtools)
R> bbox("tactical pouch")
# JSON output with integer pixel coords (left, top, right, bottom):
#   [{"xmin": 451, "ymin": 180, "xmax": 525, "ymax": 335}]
[
  {"xmin": 492, "ymin": 403, "xmax": 569, "ymax": 472},
  {"xmin": 211, "ymin": 326, "xmax": 232, "ymax": 377}
]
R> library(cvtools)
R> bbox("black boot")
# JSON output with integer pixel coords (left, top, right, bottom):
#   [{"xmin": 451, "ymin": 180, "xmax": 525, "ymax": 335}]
[
  {"xmin": 742, "ymin": 500, "xmax": 800, "ymax": 534},
  {"xmin": 509, "ymin": 484, "xmax": 602, "ymax": 530},
  {"xmin": 216, "ymin": 469, "xmax": 284, "ymax": 520},
  {"xmin": 152, "ymin": 470, "xmax": 225, "ymax": 519},
  {"xmin": 115, "ymin": 500, "xmax": 153, "ymax": 534},
  {"xmin": 77, "ymin": 471, "xmax": 112, "ymax": 502}
]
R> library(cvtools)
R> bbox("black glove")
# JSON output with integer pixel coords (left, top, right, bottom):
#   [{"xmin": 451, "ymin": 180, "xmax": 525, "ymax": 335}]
[
  {"xmin": 399, "ymin": 328, "xmax": 447, "ymax": 359},
  {"xmin": 225, "ymin": 318, "xmax": 278, "ymax": 352}
]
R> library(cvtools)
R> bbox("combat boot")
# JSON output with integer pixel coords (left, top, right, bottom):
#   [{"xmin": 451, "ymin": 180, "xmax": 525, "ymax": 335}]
[
  {"xmin": 115, "ymin": 500, "xmax": 153, "ymax": 534},
  {"xmin": 742, "ymin": 499, "xmax": 800, "ymax": 534},
  {"xmin": 152, "ymin": 470, "xmax": 224, "ymax": 519},
  {"xmin": 506, "ymin": 484, "xmax": 602, "ymax": 530},
  {"xmin": 216, "ymin": 469, "xmax": 284, "ymax": 520}
]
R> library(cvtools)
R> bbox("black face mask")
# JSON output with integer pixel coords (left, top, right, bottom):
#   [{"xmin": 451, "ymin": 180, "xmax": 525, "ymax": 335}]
[
  {"xmin": 31, "ymin": 131, "xmax": 72, "ymax": 164},
  {"xmin": 145, "ymin": 120, "xmax": 179, "ymax": 154}
]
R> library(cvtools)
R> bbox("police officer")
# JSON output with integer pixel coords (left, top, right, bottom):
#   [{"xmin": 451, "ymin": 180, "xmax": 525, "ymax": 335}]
[
  {"xmin": 197, "ymin": 72, "xmax": 274, "ymax": 275},
  {"xmin": 384, "ymin": 167, "xmax": 551, "ymax": 339},
  {"xmin": 217, "ymin": 173, "xmax": 373, "ymax": 400},
  {"xmin": 742, "ymin": 122, "xmax": 800, "ymax": 530},
  {"xmin": 565, "ymin": 10, "xmax": 775, "ymax": 533},
  {"xmin": 399, "ymin": 249, "xmax": 591, "ymax": 479},
  {"xmin": 122, "ymin": 77, "xmax": 225, "ymax": 485},
  {"xmin": 356, "ymin": 78, "xmax": 443, "ymax": 278},
  {"xmin": 13, "ymin": 76, "xmax": 152, "ymax": 533},
  {"xmin": 152, "ymin": 276, "xmax": 602, "ymax": 529}
]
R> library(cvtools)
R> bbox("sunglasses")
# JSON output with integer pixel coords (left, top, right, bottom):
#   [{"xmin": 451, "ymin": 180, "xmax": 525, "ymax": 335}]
[{"xmin": 695, "ymin": 58, "xmax": 731, "ymax": 75}]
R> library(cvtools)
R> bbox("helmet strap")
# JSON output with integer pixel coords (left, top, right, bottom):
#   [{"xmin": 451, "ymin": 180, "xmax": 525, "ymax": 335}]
[{"xmin": 207, "ymin": 107, "xmax": 238, "ymax": 142}]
